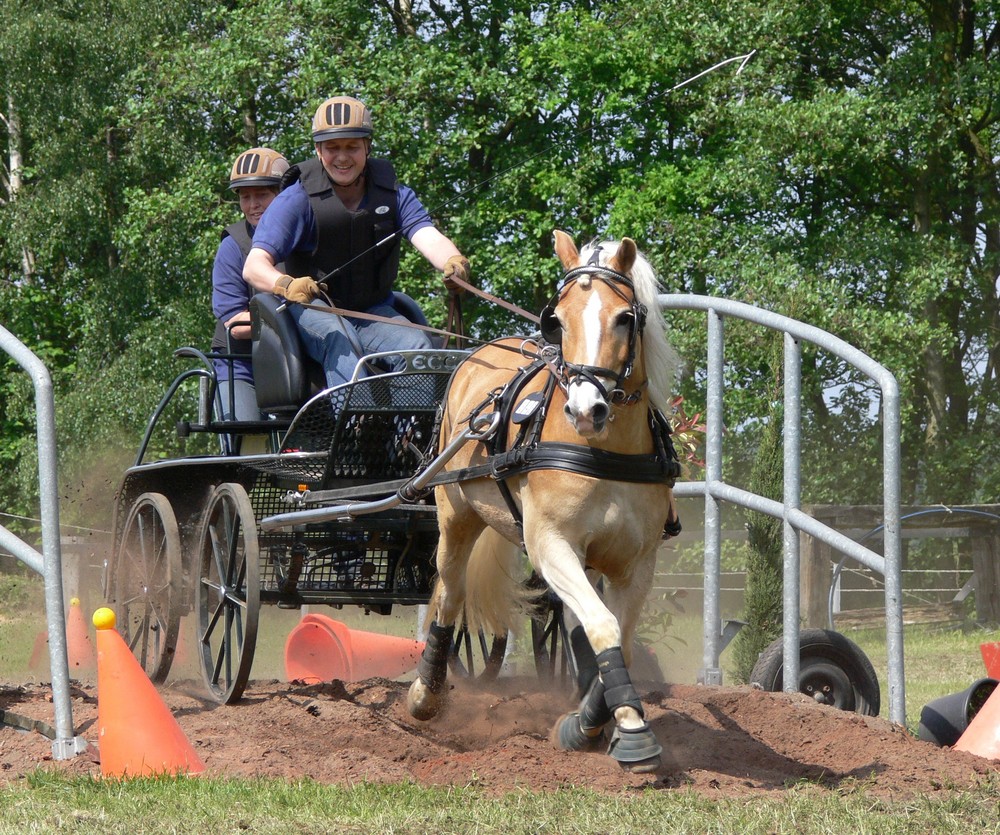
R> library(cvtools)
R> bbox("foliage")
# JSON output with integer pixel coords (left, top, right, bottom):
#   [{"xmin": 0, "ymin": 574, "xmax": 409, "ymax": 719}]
[
  {"xmin": 0, "ymin": 0, "xmax": 999, "ymax": 535},
  {"xmin": 731, "ymin": 339, "xmax": 785, "ymax": 684}
]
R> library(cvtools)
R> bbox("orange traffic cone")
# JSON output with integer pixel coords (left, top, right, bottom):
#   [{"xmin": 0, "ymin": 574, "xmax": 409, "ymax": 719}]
[
  {"xmin": 28, "ymin": 629, "xmax": 48, "ymax": 672},
  {"xmin": 284, "ymin": 614, "xmax": 424, "ymax": 684},
  {"xmin": 66, "ymin": 597, "xmax": 96, "ymax": 672},
  {"xmin": 93, "ymin": 607, "xmax": 206, "ymax": 778},
  {"xmin": 954, "ymin": 681, "xmax": 1000, "ymax": 760}
]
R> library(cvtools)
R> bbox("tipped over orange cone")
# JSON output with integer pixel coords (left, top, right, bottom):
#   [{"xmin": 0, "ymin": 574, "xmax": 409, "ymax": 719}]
[
  {"xmin": 284, "ymin": 614, "xmax": 424, "ymax": 684},
  {"xmin": 66, "ymin": 597, "xmax": 96, "ymax": 671},
  {"xmin": 93, "ymin": 607, "xmax": 205, "ymax": 778},
  {"xmin": 955, "ymin": 680, "xmax": 1000, "ymax": 760}
]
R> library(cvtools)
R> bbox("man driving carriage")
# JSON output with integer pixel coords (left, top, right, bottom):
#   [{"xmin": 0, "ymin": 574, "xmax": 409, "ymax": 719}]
[
  {"xmin": 243, "ymin": 95, "xmax": 471, "ymax": 390},
  {"xmin": 212, "ymin": 147, "xmax": 290, "ymax": 420}
]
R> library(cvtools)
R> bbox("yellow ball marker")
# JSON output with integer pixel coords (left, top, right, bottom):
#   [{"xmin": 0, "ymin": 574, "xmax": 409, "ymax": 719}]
[{"xmin": 92, "ymin": 607, "xmax": 116, "ymax": 631}]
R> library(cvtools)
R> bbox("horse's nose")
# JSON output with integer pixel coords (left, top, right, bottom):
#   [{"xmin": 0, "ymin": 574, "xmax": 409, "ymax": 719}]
[
  {"xmin": 591, "ymin": 400, "xmax": 610, "ymax": 429},
  {"xmin": 566, "ymin": 399, "xmax": 609, "ymax": 431}
]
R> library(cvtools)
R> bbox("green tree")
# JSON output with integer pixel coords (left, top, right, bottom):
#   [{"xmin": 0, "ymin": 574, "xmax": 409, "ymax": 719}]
[{"xmin": 5, "ymin": 0, "xmax": 1000, "ymax": 537}]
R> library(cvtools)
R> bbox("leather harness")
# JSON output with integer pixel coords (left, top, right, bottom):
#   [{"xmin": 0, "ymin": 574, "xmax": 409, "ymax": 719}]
[{"xmin": 426, "ymin": 343, "xmax": 682, "ymax": 538}]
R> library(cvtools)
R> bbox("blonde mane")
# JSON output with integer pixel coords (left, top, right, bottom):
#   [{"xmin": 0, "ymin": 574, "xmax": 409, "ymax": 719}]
[{"xmin": 579, "ymin": 240, "xmax": 678, "ymax": 413}]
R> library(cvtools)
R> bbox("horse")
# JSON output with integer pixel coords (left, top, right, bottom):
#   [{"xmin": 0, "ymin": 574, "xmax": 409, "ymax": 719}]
[{"xmin": 406, "ymin": 230, "xmax": 679, "ymax": 773}]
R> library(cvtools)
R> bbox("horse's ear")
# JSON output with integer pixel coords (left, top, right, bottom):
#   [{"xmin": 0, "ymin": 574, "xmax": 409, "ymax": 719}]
[
  {"xmin": 553, "ymin": 230, "xmax": 579, "ymax": 270},
  {"xmin": 610, "ymin": 238, "xmax": 637, "ymax": 275}
]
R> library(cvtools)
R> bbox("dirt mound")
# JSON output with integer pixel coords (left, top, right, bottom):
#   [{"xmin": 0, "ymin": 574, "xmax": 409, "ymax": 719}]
[{"xmin": 2, "ymin": 675, "xmax": 997, "ymax": 796}]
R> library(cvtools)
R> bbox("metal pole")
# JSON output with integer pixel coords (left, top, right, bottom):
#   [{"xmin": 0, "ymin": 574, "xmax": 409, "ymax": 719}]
[
  {"xmin": 0, "ymin": 325, "xmax": 87, "ymax": 758},
  {"xmin": 782, "ymin": 334, "xmax": 802, "ymax": 693},
  {"xmin": 660, "ymin": 294, "xmax": 905, "ymax": 722},
  {"xmin": 882, "ymin": 381, "xmax": 905, "ymax": 724},
  {"xmin": 700, "ymin": 310, "xmax": 724, "ymax": 685}
]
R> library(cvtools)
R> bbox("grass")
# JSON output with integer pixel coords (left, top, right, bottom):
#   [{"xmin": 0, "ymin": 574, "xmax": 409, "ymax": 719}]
[
  {"xmin": 2, "ymin": 772, "xmax": 1000, "ymax": 834},
  {"xmin": 4, "ymin": 573, "xmax": 1000, "ymax": 831}
]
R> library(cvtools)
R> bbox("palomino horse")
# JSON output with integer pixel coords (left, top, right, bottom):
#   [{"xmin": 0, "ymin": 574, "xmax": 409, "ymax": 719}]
[{"xmin": 407, "ymin": 231, "xmax": 679, "ymax": 772}]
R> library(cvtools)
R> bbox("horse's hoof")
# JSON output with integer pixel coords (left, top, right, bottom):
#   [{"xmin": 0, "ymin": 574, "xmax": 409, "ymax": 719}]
[
  {"xmin": 552, "ymin": 712, "xmax": 605, "ymax": 752},
  {"xmin": 406, "ymin": 678, "xmax": 445, "ymax": 721},
  {"xmin": 607, "ymin": 723, "xmax": 662, "ymax": 773}
]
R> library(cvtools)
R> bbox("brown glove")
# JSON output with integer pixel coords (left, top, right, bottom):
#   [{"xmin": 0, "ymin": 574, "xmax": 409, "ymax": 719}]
[
  {"xmin": 273, "ymin": 275, "xmax": 321, "ymax": 304},
  {"xmin": 442, "ymin": 254, "xmax": 471, "ymax": 294}
]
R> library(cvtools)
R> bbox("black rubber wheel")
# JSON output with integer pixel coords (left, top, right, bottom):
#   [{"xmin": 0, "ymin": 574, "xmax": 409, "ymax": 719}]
[
  {"xmin": 749, "ymin": 628, "xmax": 881, "ymax": 716},
  {"xmin": 112, "ymin": 492, "xmax": 183, "ymax": 683},
  {"xmin": 448, "ymin": 626, "xmax": 507, "ymax": 681},
  {"xmin": 196, "ymin": 482, "xmax": 260, "ymax": 704}
]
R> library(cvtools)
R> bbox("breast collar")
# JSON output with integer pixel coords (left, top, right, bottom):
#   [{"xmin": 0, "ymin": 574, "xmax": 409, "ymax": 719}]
[{"xmin": 444, "ymin": 354, "xmax": 681, "ymax": 532}]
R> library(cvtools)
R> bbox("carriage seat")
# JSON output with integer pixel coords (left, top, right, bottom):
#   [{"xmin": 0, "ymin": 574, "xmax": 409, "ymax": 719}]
[{"xmin": 248, "ymin": 291, "xmax": 435, "ymax": 415}]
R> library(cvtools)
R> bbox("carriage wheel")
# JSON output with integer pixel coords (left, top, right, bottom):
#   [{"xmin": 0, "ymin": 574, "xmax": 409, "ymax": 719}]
[
  {"xmin": 112, "ymin": 492, "xmax": 183, "ymax": 684},
  {"xmin": 750, "ymin": 628, "xmax": 881, "ymax": 716},
  {"xmin": 196, "ymin": 482, "xmax": 260, "ymax": 704},
  {"xmin": 530, "ymin": 592, "xmax": 575, "ymax": 687},
  {"xmin": 448, "ymin": 626, "xmax": 508, "ymax": 681}
]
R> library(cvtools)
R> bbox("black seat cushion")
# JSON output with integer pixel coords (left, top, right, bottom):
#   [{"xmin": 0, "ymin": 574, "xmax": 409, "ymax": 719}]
[{"xmin": 249, "ymin": 292, "xmax": 432, "ymax": 413}]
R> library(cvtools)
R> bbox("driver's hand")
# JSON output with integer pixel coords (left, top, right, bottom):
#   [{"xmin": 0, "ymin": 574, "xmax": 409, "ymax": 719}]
[
  {"xmin": 442, "ymin": 255, "xmax": 471, "ymax": 294},
  {"xmin": 274, "ymin": 275, "xmax": 321, "ymax": 304}
]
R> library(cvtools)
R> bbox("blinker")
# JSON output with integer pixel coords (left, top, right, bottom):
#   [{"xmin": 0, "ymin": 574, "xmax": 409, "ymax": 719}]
[{"xmin": 540, "ymin": 305, "xmax": 561, "ymax": 345}]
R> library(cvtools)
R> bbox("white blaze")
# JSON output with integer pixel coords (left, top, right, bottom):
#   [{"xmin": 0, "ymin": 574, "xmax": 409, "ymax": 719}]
[{"xmin": 565, "ymin": 290, "xmax": 607, "ymax": 434}]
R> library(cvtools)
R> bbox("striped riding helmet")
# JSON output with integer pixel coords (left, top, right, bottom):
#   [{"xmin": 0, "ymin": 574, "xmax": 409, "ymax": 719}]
[
  {"xmin": 312, "ymin": 96, "xmax": 373, "ymax": 142},
  {"xmin": 228, "ymin": 147, "xmax": 289, "ymax": 189}
]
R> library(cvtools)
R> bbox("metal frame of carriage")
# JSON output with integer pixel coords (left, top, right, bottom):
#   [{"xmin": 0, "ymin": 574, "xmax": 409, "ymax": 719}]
[{"xmin": 104, "ymin": 293, "xmax": 572, "ymax": 704}]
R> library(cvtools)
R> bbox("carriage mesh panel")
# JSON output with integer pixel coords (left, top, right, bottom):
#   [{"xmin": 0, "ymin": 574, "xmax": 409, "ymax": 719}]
[
  {"xmin": 276, "ymin": 372, "xmax": 448, "ymax": 487},
  {"xmin": 245, "ymin": 372, "xmax": 446, "ymax": 598}
]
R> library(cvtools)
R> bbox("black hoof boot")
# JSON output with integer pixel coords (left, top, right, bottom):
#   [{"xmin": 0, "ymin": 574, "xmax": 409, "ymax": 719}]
[
  {"xmin": 607, "ymin": 723, "xmax": 662, "ymax": 773},
  {"xmin": 552, "ymin": 712, "xmax": 605, "ymax": 753}
]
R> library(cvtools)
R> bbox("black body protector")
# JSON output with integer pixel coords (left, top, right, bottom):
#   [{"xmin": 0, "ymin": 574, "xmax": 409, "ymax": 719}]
[
  {"xmin": 212, "ymin": 220, "xmax": 255, "ymax": 355},
  {"xmin": 281, "ymin": 156, "xmax": 400, "ymax": 311}
]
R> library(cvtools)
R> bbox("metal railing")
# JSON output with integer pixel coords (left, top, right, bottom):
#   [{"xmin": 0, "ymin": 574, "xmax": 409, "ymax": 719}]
[
  {"xmin": 659, "ymin": 295, "xmax": 905, "ymax": 725},
  {"xmin": 0, "ymin": 325, "xmax": 88, "ymax": 758}
]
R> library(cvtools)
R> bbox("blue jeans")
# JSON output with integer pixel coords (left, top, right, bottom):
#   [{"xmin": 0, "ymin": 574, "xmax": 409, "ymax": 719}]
[
  {"xmin": 215, "ymin": 378, "xmax": 261, "ymax": 422},
  {"xmin": 289, "ymin": 299, "xmax": 432, "ymax": 389}
]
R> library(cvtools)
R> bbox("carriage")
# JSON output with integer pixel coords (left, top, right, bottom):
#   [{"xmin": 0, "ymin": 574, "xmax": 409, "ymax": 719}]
[
  {"xmin": 106, "ymin": 234, "xmax": 682, "ymax": 771},
  {"xmin": 103, "ymin": 289, "xmax": 577, "ymax": 705}
]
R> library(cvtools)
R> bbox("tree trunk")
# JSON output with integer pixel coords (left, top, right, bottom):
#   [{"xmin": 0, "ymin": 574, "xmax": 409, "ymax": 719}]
[{"xmin": 5, "ymin": 91, "xmax": 35, "ymax": 282}]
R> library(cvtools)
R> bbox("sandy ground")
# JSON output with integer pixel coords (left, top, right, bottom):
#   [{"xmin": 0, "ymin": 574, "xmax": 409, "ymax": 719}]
[{"xmin": 2, "ymin": 666, "xmax": 998, "ymax": 797}]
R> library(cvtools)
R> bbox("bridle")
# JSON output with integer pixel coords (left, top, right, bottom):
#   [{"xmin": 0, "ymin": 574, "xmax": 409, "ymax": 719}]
[{"xmin": 539, "ymin": 252, "xmax": 648, "ymax": 407}]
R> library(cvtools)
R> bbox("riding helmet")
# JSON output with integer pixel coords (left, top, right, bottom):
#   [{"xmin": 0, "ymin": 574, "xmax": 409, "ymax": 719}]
[
  {"xmin": 312, "ymin": 96, "xmax": 373, "ymax": 142},
  {"xmin": 228, "ymin": 147, "xmax": 289, "ymax": 190}
]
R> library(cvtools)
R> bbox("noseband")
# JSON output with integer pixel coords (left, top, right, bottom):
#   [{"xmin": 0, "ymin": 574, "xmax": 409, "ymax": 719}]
[{"xmin": 540, "ymin": 260, "xmax": 648, "ymax": 406}]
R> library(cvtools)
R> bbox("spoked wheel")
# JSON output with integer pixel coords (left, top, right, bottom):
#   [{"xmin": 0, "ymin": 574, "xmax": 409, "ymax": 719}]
[
  {"xmin": 749, "ymin": 628, "xmax": 881, "ymax": 716},
  {"xmin": 448, "ymin": 626, "xmax": 507, "ymax": 681},
  {"xmin": 196, "ymin": 482, "xmax": 259, "ymax": 704},
  {"xmin": 112, "ymin": 492, "xmax": 183, "ymax": 684}
]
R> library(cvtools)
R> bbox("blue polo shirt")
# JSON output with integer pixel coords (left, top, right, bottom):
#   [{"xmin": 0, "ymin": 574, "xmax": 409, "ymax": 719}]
[
  {"xmin": 211, "ymin": 233, "xmax": 254, "ymax": 383},
  {"xmin": 251, "ymin": 178, "xmax": 434, "ymax": 269}
]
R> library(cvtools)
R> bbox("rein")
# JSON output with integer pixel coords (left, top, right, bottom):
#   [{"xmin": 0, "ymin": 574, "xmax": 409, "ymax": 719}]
[{"xmin": 288, "ymin": 270, "xmax": 541, "ymax": 349}]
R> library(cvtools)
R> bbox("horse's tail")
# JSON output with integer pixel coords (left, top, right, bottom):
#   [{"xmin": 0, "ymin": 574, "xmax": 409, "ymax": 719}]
[
  {"xmin": 465, "ymin": 529, "xmax": 539, "ymax": 635},
  {"xmin": 429, "ymin": 529, "xmax": 539, "ymax": 636}
]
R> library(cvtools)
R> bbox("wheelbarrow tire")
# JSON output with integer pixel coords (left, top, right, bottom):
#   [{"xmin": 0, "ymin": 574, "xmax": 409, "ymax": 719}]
[{"xmin": 750, "ymin": 628, "xmax": 881, "ymax": 716}]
